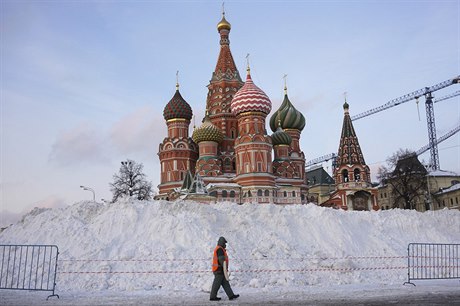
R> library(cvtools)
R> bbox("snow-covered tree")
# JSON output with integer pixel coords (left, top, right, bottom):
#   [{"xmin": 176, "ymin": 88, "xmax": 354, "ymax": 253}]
[{"xmin": 110, "ymin": 159, "xmax": 153, "ymax": 202}]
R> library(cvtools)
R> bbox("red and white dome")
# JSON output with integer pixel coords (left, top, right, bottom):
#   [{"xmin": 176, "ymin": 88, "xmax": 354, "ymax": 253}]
[{"xmin": 231, "ymin": 73, "xmax": 272, "ymax": 116}]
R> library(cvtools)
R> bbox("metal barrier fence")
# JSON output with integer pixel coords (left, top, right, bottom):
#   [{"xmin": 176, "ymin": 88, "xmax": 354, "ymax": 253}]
[
  {"xmin": 404, "ymin": 243, "xmax": 460, "ymax": 286},
  {"xmin": 0, "ymin": 245, "xmax": 59, "ymax": 299}
]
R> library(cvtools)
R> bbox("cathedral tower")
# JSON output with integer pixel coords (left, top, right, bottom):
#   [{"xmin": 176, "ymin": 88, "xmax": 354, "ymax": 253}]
[
  {"xmin": 325, "ymin": 100, "xmax": 378, "ymax": 210},
  {"xmin": 192, "ymin": 112, "xmax": 224, "ymax": 176},
  {"xmin": 269, "ymin": 86, "xmax": 306, "ymax": 180},
  {"xmin": 231, "ymin": 66, "xmax": 275, "ymax": 202},
  {"xmin": 157, "ymin": 83, "xmax": 198, "ymax": 196},
  {"xmin": 206, "ymin": 11, "xmax": 244, "ymax": 173}
]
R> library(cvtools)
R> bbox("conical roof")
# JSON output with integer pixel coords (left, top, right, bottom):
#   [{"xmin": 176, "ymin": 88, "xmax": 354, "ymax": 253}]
[
  {"xmin": 336, "ymin": 102, "xmax": 366, "ymax": 165},
  {"xmin": 192, "ymin": 113, "xmax": 224, "ymax": 143},
  {"xmin": 163, "ymin": 87, "xmax": 193, "ymax": 121},
  {"xmin": 231, "ymin": 71, "xmax": 272, "ymax": 116},
  {"xmin": 269, "ymin": 93, "xmax": 306, "ymax": 132}
]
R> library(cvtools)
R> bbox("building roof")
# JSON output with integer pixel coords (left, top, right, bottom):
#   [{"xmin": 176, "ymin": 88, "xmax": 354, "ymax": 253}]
[
  {"xmin": 428, "ymin": 169, "xmax": 460, "ymax": 177},
  {"xmin": 269, "ymin": 92, "xmax": 306, "ymax": 132},
  {"xmin": 336, "ymin": 102, "xmax": 366, "ymax": 166},
  {"xmin": 434, "ymin": 182, "xmax": 460, "ymax": 194},
  {"xmin": 211, "ymin": 13, "xmax": 242, "ymax": 84},
  {"xmin": 306, "ymin": 166, "xmax": 335, "ymax": 185},
  {"xmin": 231, "ymin": 70, "xmax": 272, "ymax": 116},
  {"xmin": 163, "ymin": 88, "xmax": 193, "ymax": 121},
  {"xmin": 271, "ymin": 124, "xmax": 292, "ymax": 146},
  {"xmin": 192, "ymin": 112, "xmax": 224, "ymax": 143},
  {"xmin": 392, "ymin": 153, "xmax": 427, "ymax": 176}
]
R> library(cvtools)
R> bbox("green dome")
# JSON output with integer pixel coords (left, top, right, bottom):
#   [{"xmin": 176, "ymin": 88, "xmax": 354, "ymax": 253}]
[
  {"xmin": 271, "ymin": 125, "xmax": 292, "ymax": 146},
  {"xmin": 269, "ymin": 94, "xmax": 306, "ymax": 132},
  {"xmin": 192, "ymin": 114, "xmax": 224, "ymax": 144}
]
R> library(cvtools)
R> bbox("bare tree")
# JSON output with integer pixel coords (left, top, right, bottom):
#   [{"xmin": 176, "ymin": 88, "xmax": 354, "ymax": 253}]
[
  {"xmin": 110, "ymin": 159, "xmax": 153, "ymax": 202},
  {"xmin": 378, "ymin": 149, "xmax": 427, "ymax": 210}
]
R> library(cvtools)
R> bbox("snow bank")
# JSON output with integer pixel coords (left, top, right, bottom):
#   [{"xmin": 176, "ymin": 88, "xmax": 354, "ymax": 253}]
[{"xmin": 1, "ymin": 199, "xmax": 459, "ymax": 292}]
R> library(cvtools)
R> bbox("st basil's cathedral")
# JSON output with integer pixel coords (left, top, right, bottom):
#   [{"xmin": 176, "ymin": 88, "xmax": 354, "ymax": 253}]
[{"xmin": 156, "ymin": 11, "xmax": 378, "ymax": 210}]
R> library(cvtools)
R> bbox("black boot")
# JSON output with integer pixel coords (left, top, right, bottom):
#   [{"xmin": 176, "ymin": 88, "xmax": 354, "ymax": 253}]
[
  {"xmin": 210, "ymin": 297, "xmax": 222, "ymax": 301},
  {"xmin": 229, "ymin": 294, "xmax": 239, "ymax": 300}
]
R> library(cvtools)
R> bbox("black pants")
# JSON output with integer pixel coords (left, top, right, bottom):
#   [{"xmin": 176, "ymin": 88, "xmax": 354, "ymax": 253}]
[{"xmin": 210, "ymin": 273, "xmax": 235, "ymax": 299}]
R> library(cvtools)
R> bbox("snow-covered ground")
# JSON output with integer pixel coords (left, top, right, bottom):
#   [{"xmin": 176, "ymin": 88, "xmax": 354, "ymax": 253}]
[{"xmin": 0, "ymin": 199, "xmax": 459, "ymax": 304}]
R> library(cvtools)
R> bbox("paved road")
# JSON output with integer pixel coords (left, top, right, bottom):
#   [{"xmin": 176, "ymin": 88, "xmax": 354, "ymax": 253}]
[{"xmin": 1, "ymin": 286, "xmax": 459, "ymax": 305}]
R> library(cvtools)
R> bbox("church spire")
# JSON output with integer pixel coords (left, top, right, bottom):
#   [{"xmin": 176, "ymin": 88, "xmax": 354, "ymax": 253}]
[
  {"xmin": 336, "ymin": 99, "xmax": 366, "ymax": 166},
  {"xmin": 212, "ymin": 9, "xmax": 241, "ymax": 83}
]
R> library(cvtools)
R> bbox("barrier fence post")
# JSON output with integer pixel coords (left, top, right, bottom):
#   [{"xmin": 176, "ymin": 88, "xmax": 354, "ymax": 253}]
[
  {"xmin": 404, "ymin": 243, "xmax": 460, "ymax": 286},
  {"xmin": 0, "ymin": 245, "xmax": 59, "ymax": 300}
]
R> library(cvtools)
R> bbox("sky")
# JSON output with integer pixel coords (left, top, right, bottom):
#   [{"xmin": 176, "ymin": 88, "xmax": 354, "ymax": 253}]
[{"xmin": 1, "ymin": 0, "xmax": 459, "ymax": 218}]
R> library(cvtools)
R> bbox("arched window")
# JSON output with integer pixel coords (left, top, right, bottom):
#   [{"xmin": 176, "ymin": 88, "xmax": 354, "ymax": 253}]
[
  {"xmin": 354, "ymin": 168, "xmax": 361, "ymax": 181},
  {"xmin": 222, "ymin": 190, "xmax": 227, "ymax": 198},
  {"xmin": 284, "ymin": 191, "xmax": 287, "ymax": 197},
  {"xmin": 248, "ymin": 190, "xmax": 252, "ymax": 197},
  {"xmin": 264, "ymin": 190, "xmax": 269, "ymax": 197},
  {"xmin": 342, "ymin": 169, "xmax": 349, "ymax": 183},
  {"xmin": 257, "ymin": 189, "xmax": 263, "ymax": 196},
  {"xmin": 292, "ymin": 191, "xmax": 296, "ymax": 197},
  {"xmin": 230, "ymin": 191, "xmax": 235, "ymax": 198}
]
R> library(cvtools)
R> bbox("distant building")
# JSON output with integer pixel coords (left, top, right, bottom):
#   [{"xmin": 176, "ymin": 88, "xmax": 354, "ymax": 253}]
[
  {"xmin": 305, "ymin": 165, "xmax": 335, "ymax": 204},
  {"xmin": 322, "ymin": 102, "xmax": 379, "ymax": 210},
  {"xmin": 377, "ymin": 154, "xmax": 460, "ymax": 211},
  {"xmin": 156, "ymin": 12, "xmax": 308, "ymax": 204}
]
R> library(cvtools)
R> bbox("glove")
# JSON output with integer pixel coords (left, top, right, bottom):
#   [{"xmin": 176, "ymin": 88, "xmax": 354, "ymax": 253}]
[{"xmin": 223, "ymin": 261, "xmax": 230, "ymax": 281}]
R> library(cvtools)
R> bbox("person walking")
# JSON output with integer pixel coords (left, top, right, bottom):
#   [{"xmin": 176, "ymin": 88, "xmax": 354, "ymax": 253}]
[{"xmin": 210, "ymin": 237, "xmax": 239, "ymax": 301}]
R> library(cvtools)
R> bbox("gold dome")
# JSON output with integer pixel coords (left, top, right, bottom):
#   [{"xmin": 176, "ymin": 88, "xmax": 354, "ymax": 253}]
[
  {"xmin": 192, "ymin": 114, "xmax": 224, "ymax": 144},
  {"xmin": 217, "ymin": 14, "xmax": 231, "ymax": 32}
]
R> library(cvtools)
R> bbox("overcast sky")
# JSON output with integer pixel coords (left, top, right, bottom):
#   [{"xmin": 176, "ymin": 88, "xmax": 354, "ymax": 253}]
[{"xmin": 1, "ymin": 0, "xmax": 459, "ymax": 218}]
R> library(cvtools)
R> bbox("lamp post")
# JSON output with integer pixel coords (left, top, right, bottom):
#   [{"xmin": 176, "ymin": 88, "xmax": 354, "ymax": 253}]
[{"xmin": 80, "ymin": 185, "xmax": 95, "ymax": 202}]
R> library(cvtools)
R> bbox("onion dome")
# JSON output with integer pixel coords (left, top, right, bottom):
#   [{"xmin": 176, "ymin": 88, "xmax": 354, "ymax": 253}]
[
  {"xmin": 217, "ymin": 13, "xmax": 231, "ymax": 32},
  {"xmin": 271, "ymin": 123, "xmax": 292, "ymax": 146},
  {"xmin": 231, "ymin": 70, "xmax": 272, "ymax": 116},
  {"xmin": 269, "ymin": 91, "xmax": 306, "ymax": 132},
  {"xmin": 163, "ymin": 85, "xmax": 193, "ymax": 121},
  {"xmin": 192, "ymin": 112, "xmax": 224, "ymax": 143}
]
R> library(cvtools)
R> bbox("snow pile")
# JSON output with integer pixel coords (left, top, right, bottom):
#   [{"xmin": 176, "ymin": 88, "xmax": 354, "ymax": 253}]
[{"xmin": 0, "ymin": 199, "xmax": 459, "ymax": 293}]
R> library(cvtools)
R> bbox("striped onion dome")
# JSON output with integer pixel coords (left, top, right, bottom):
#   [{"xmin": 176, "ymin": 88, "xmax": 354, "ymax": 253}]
[
  {"xmin": 163, "ymin": 88, "xmax": 193, "ymax": 121},
  {"xmin": 271, "ymin": 124, "xmax": 292, "ymax": 146},
  {"xmin": 231, "ymin": 71, "xmax": 272, "ymax": 116},
  {"xmin": 192, "ymin": 113, "xmax": 224, "ymax": 144},
  {"xmin": 269, "ymin": 93, "xmax": 306, "ymax": 132}
]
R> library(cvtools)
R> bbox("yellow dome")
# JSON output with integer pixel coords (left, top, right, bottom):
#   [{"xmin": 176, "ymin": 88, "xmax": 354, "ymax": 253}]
[
  {"xmin": 192, "ymin": 114, "xmax": 224, "ymax": 144},
  {"xmin": 217, "ymin": 14, "xmax": 231, "ymax": 32}
]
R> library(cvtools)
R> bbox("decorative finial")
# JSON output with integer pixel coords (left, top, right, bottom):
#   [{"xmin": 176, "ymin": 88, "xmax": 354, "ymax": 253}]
[
  {"xmin": 343, "ymin": 91, "xmax": 349, "ymax": 110},
  {"xmin": 246, "ymin": 53, "xmax": 250, "ymax": 74},
  {"xmin": 283, "ymin": 74, "xmax": 288, "ymax": 95},
  {"xmin": 222, "ymin": 2, "xmax": 225, "ymax": 16},
  {"xmin": 176, "ymin": 70, "xmax": 179, "ymax": 90}
]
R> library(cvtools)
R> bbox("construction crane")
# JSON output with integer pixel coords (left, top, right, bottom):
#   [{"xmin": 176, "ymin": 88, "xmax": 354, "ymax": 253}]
[
  {"xmin": 351, "ymin": 75, "xmax": 460, "ymax": 170},
  {"xmin": 415, "ymin": 124, "xmax": 460, "ymax": 156},
  {"xmin": 307, "ymin": 124, "xmax": 460, "ymax": 169},
  {"xmin": 305, "ymin": 153, "xmax": 336, "ymax": 168}
]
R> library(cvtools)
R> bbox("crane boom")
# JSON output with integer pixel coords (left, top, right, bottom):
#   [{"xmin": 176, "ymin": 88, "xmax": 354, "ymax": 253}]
[
  {"xmin": 434, "ymin": 90, "xmax": 460, "ymax": 103},
  {"xmin": 306, "ymin": 153, "xmax": 336, "ymax": 168},
  {"xmin": 351, "ymin": 76, "xmax": 460, "ymax": 121},
  {"xmin": 416, "ymin": 124, "xmax": 460, "ymax": 156}
]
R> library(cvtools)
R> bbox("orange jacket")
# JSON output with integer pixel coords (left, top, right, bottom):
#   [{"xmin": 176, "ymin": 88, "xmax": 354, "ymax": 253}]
[{"xmin": 212, "ymin": 245, "xmax": 229, "ymax": 272}]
